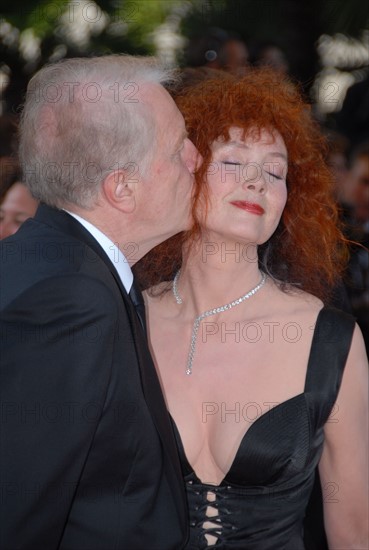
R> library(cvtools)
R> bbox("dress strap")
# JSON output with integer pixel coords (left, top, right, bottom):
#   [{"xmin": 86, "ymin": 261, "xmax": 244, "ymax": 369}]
[{"xmin": 304, "ymin": 307, "xmax": 356, "ymax": 416}]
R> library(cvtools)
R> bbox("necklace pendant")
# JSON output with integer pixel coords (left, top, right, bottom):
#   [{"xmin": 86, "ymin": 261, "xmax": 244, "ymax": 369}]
[{"xmin": 173, "ymin": 270, "xmax": 267, "ymax": 375}]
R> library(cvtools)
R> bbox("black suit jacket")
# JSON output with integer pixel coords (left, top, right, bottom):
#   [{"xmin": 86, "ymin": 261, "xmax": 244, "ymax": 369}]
[{"xmin": 0, "ymin": 204, "xmax": 188, "ymax": 550}]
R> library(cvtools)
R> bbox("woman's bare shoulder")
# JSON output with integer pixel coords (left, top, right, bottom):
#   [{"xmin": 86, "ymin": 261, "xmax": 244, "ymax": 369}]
[{"xmin": 264, "ymin": 278, "xmax": 324, "ymax": 318}]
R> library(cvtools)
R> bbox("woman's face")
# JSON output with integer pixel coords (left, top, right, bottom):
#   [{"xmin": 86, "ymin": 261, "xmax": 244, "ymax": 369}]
[{"xmin": 202, "ymin": 127, "xmax": 288, "ymax": 246}]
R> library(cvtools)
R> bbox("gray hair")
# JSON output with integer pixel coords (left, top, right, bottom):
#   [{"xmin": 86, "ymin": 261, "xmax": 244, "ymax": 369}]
[{"xmin": 19, "ymin": 55, "xmax": 178, "ymax": 208}]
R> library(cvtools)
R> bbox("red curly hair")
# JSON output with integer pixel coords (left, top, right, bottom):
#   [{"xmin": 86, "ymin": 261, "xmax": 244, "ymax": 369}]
[{"xmin": 135, "ymin": 68, "xmax": 348, "ymax": 300}]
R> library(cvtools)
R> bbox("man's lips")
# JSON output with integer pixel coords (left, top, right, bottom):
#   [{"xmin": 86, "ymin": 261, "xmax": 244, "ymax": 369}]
[{"xmin": 230, "ymin": 201, "xmax": 265, "ymax": 215}]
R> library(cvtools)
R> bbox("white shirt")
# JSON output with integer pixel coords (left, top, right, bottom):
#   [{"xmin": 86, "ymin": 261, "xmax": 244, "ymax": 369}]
[{"xmin": 65, "ymin": 210, "xmax": 133, "ymax": 294}]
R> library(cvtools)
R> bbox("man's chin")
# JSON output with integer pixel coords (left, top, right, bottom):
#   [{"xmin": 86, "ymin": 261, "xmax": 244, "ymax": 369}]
[
  {"xmin": 165, "ymin": 226, "xmax": 187, "ymax": 239},
  {"xmin": 171, "ymin": 213, "xmax": 193, "ymax": 234}
]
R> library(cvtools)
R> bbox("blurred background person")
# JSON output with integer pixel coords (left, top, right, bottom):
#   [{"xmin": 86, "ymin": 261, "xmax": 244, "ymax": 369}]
[
  {"xmin": 185, "ymin": 28, "xmax": 249, "ymax": 75},
  {"xmin": 0, "ymin": 157, "xmax": 38, "ymax": 239},
  {"xmin": 252, "ymin": 41, "xmax": 290, "ymax": 75},
  {"xmin": 324, "ymin": 130, "xmax": 353, "ymax": 223},
  {"xmin": 0, "ymin": 114, "xmax": 19, "ymax": 158},
  {"xmin": 349, "ymin": 142, "xmax": 369, "ymax": 232},
  {"xmin": 344, "ymin": 142, "xmax": 369, "ymax": 352},
  {"xmin": 219, "ymin": 32, "xmax": 249, "ymax": 74},
  {"xmin": 334, "ymin": 74, "xmax": 369, "ymax": 148}
]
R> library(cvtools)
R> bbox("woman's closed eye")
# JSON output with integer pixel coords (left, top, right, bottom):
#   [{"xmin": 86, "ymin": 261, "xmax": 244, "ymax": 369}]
[{"xmin": 265, "ymin": 171, "xmax": 284, "ymax": 181}]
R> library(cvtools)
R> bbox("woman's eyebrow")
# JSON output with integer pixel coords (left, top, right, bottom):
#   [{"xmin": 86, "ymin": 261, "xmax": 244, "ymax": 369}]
[{"xmin": 217, "ymin": 142, "xmax": 288, "ymax": 161}]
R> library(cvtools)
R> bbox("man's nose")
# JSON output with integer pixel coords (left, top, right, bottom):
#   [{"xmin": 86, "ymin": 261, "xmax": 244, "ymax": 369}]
[{"xmin": 185, "ymin": 139, "xmax": 203, "ymax": 174}]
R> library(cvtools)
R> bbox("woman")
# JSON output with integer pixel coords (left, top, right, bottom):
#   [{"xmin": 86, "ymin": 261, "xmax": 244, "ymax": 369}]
[{"xmin": 138, "ymin": 69, "xmax": 369, "ymax": 549}]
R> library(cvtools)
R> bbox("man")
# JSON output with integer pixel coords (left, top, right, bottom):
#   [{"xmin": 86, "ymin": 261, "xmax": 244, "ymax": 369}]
[{"xmin": 0, "ymin": 55, "xmax": 199, "ymax": 549}]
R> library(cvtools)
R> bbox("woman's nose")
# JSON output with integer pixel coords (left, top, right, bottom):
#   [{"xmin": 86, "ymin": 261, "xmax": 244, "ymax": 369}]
[{"xmin": 242, "ymin": 164, "xmax": 266, "ymax": 193}]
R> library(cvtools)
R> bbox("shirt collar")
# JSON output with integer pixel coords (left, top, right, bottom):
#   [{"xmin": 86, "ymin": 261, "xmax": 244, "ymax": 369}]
[{"xmin": 64, "ymin": 210, "xmax": 133, "ymax": 294}]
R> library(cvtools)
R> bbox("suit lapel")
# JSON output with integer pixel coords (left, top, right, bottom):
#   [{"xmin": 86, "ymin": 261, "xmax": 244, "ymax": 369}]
[
  {"xmin": 129, "ymin": 311, "xmax": 186, "ymax": 480},
  {"xmin": 34, "ymin": 204, "xmax": 187, "ymax": 513}
]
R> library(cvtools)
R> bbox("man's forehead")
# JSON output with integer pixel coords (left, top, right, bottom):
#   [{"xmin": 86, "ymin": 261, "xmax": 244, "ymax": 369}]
[{"xmin": 138, "ymin": 82, "xmax": 170, "ymax": 105}]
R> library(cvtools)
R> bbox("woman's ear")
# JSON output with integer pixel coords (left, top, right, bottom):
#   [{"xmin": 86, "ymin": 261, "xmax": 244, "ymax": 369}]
[{"xmin": 102, "ymin": 168, "xmax": 137, "ymax": 213}]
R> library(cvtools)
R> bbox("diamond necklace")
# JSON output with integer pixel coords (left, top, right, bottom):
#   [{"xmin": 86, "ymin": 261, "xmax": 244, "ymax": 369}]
[{"xmin": 172, "ymin": 270, "xmax": 267, "ymax": 375}]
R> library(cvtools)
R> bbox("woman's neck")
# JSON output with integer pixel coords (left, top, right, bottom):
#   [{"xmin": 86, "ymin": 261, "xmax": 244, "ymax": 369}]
[{"xmin": 175, "ymin": 239, "xmax": 264, "ymax": 317}]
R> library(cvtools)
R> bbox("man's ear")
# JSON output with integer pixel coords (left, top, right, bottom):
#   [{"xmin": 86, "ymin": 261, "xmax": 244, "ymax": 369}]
[{"xmin": 102, "ymin": 169, "xmax": 137, "ymax": 213}]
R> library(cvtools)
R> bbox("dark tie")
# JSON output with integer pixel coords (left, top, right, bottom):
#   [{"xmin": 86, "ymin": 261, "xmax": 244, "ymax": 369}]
[{"xmin": 129, "ymin": 279, "xmax": 147, "ymax": 334}]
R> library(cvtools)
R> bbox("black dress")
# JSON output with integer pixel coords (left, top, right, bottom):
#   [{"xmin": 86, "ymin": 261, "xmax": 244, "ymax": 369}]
[{"xmin": 171, "ymin": 307, "xmax": 355, "ymax": 549}]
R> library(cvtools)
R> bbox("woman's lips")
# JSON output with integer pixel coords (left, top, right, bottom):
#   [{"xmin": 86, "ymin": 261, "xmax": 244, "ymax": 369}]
[{"xmin": 230, "ymin": 201, "xmax": 265, "ymax": 215}]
